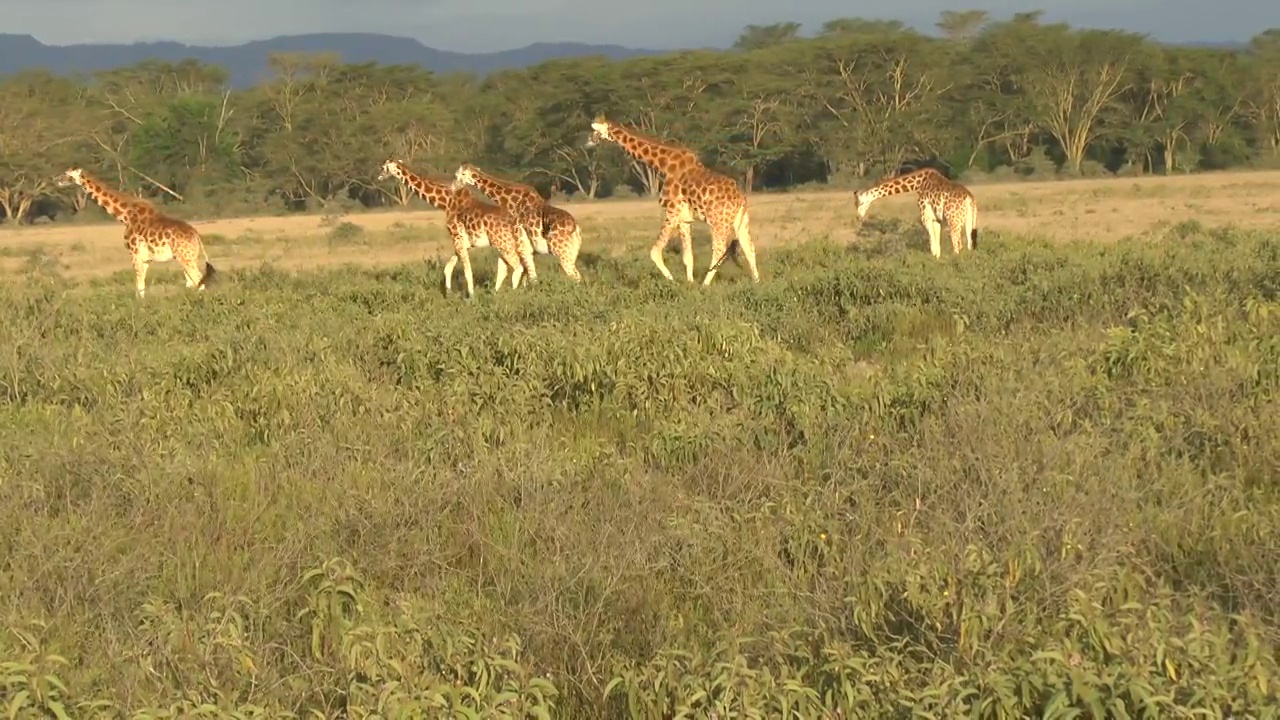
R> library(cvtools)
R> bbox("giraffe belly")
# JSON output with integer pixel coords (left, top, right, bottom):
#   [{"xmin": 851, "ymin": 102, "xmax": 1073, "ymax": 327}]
[
  {"xmin": 133, "ymin": 244, "xmax": 174, "ymax": 263},
  {"xmin": 469, "ymin": 230, "xmax": 491, "ymax": 248}
]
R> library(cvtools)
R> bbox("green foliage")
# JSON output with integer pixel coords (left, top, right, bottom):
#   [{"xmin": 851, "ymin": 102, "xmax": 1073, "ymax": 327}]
[
  {"xmin": 1, "ymin": 226, "xmax": 1278, "ymax": 716},
  {"xmin": 2, "ymin": 17, "xmax": 1280, "ymax": 222}
]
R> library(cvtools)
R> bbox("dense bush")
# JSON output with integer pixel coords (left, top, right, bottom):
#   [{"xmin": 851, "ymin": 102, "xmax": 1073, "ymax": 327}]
[{"xmin": 1, "ymin": 227, "xmax": 1277, "ymax": 717}]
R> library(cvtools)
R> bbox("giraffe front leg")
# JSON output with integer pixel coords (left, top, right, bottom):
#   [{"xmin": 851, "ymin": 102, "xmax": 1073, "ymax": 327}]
[
  {"xmin": 679, "ymin": 222, "xmax": 696, "ymax": 283},
  {"xmin": 494, "ymin": 256, "xmax": 510, "ymax": 292},
  {"xmin": 133, "ymin": 257, "xmax": 149, "ymax": 299},
  {"xmin": 443, "ymin": 255, "xmax": 459, "ymax": 295},
  {"xmin": 920, "ymin": 214, "xmax": 942, "ymax": 259},
  {"xmin": 460, "ymin": 251, "xmax": 476, "ymax": 300},
  {"xmin": 649, "ymin": 221, "xmax": 679, "ymax": 282}
]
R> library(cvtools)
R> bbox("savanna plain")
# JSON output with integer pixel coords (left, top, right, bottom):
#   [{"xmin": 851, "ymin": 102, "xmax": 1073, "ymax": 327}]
[{"xmin": 2, "ymin": 171, "xmax": 1279, "ymax": 717}]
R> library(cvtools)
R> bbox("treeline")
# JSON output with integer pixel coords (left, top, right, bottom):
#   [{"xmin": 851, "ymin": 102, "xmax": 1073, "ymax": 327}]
[{"xmin": 2, "ymin": 11, "xmax": 1279, "ymax": 223}]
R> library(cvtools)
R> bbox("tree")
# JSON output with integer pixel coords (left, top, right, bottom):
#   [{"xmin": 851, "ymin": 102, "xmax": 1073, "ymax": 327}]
[{"xmin": 733, "ymin": 22, "xmax": 803, "ymax": 51}]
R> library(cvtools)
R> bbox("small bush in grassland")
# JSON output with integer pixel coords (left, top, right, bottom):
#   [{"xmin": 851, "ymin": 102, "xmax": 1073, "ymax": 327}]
[{"xmin": 0, "ymin": 227, "xmax": 1277, "ymax": 717}]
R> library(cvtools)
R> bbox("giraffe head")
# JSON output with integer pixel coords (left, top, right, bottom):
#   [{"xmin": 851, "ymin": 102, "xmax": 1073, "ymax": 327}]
[
  {"xmin": 452, "ymin": 163, "xmax": 480, "ymax": 190},
  {"xmin": 586, "ymin": 115, "xmax": 613, "ymax": 147},
  {"xmin": 378, "ymin": 159, "xmax": 409, "ymax": 182},
  {"xmin": 854, "ymin": 190, "xmax": 874, "ymax": 218},
  {"xmin": 56, "ymin": 166, "xmax": 87, "ymax": 188}
]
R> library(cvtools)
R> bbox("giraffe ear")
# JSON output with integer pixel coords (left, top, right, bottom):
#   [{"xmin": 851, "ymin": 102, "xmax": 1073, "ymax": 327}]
[{"xmin": 593, "ymin": 113, "xmax": 607, "ymax": 124}]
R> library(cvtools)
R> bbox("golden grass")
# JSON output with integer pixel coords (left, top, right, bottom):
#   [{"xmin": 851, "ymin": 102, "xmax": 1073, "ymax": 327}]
[{"xmin": 3, "ymin": 170, "xmax": 1279, "ymax": 281}]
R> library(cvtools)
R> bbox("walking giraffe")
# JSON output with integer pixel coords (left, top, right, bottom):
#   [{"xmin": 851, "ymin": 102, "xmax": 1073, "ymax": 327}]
[
  {"xmin": 586, "ymin": 115, "xmax": 760, "ymax": 285},
  {"xmin": 379, "ymin": 159, "xmax": 536, "ymax": 298},
  {"xmin": 56, "ymin": 167, "xmax": 215, "ymax": 298},
  {"xmin": 854, "ymin": 168, "xmax": 979, "ymax": 258},
  {"xmin": 453, "ymin": 163, "xmax": 584, "ymax": 282}
]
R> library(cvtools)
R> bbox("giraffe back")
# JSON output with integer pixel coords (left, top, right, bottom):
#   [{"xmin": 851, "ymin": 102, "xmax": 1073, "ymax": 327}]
[
  {"xmin": 447, "ymin": 194, "xmax": 524, "ymax": 253},
  {"xmin": 666, "ymin": 166, "xmax": 746, "ymax": 227}
]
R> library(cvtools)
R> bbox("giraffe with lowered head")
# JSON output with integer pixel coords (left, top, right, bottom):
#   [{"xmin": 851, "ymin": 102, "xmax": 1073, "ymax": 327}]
[
  {"xmin": 379, "ymin": 159, "xmax": 536, "ymax": 298},
  {"xmin": 854, "ymin": 168, "xmax": 979, "ymax": 258},
  {"xmin": 453, "ymin": 163, "xmax": 584, "ymax": 282},
  {"xmin": 56, "ymin": 167, "xmax": 215, "ymax": 298},
  {"xmin": 587, "ymin": 115, "xmax": 760, "ymax": 285}
]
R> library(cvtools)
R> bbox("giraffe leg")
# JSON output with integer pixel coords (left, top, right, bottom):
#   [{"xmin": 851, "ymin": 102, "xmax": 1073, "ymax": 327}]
[
  {"xmin": 180, "ymin": 254, "xmax": 203, "ymax": 290},
  {"xmin": 558, "ymin": 242, "xmax": 582, "ymax": 282},
  {"xmin": 510, "ymin": 255, "xmax": 525, "ymax": 289},
  {"xmin": 494, "ymin": 256, "xmax": 510, "ymax": 292},
  {"xmin": 461, "ymin": 251, "xmax": 476, "ymax": 300},
  {"xmin": 736, "ymin": 213, "xmax": 761, "ymax": 283},
  {"xmin": 920, "ymin": 207, "xmax": 943, "ymax": 259},
  {"xmin": 649, "ymin": 221, "xmax": 680, "ymax": 281},
  {"xmin": 133, "ymin": 257, "xmax": 149, "ymax": 299},
  {"xmin": 444, "ymin": 255, "xmax": 459, "ymax": 295},
  {"xmin": 949, "ymin": 219, "xmax": 965, "ymax": 255},
  {"xmin": 518, "ymin": 238, "xmax": 538, "ymax": 286},
  {"xmin": 564, "ymin": 227, "xmax": 583, "ymax": 282},
  {"xmin": 701, "ymin": 227, "xmax": 732, "ymax": 287},
  {"xmin": 679, "ymin": 222, "xmax": 695, "ymax": 283}
]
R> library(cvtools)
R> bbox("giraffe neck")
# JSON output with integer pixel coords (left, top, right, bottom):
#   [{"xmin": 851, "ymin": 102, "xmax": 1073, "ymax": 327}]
[
  {"xmin": 467, "ymin": 168, "xmax": 522, "ymax": 202},
  {"xmin": 398, "ymin": 167, "xmax": 460, "ymax": 211},
  {"xmin": 607, "ymin": 124, "xmax": 701, "ymax": 178},
  {"xmin": 79, "ymin": 174, "xmax": 136, "ymax": 224}
]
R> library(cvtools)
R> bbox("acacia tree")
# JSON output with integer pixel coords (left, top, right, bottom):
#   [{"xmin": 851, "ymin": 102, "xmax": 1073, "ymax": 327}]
[
  {"xmin": 0, "ymin": 72, "xmax": 88, "ymax": 222},
  {"xmin": 1015, "ymin": 24, "xmax": 1151, "ymax": 172}
]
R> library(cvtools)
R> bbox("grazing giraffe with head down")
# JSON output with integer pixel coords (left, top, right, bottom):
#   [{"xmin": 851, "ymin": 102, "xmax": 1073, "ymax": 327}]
[
  {"xmin": 379, "ymin": 159, "xmax": 536, "ymax": 298},
  {"xmin": 453, "ymin": 163, "xmax": 584, "ymax": 282},
  {"xmin": 587, "ymin": 115, "xmax": 760, "ymax": 286},
  {"xmin": 56, "ymin": 167, "xmax": 215, "ymax": 298},
  {"xmin": 855, "ymin": 168, "xmax": 979, "ymax": 258}
]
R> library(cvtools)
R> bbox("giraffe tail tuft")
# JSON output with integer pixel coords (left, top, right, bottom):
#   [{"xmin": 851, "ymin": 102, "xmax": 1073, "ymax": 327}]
[
  {"xmin": 198, "ymin": 262, "xmax": 217, "ymax": 289},
  {"xmin": 970, "ymin": 228, "xmax": 978, "ymax": 250}
]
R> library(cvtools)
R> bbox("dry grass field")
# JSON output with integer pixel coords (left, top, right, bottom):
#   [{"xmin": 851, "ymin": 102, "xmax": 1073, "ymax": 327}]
[{"xmin": 3, "ymin": 170, "xmax": 1279, "ymax": 281}]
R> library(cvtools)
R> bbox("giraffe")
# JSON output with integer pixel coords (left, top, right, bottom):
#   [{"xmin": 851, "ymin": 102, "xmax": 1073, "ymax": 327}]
[
  {"xmin": 854, "ymin": 168, "xmax": 979, "ymax": 258},
  {"xmin": 453, "ymin": 163, "xmax": 583, "ymax": 282},
  {"xmin": 587, "ymin": 115, "xmax": 760, "ymax": 286},
  {"xmin": 379, "ymin": 159, "xmax": 536, "ymax": 298},
  {"xmin": 55, "ymin": 167, "xmax": 215, "ymax": 298}
]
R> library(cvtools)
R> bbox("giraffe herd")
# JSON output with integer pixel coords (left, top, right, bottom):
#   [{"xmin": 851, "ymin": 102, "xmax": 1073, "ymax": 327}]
[{"xmin": 55, "ymin": 115, "xmax": 980, "ymax": 300}]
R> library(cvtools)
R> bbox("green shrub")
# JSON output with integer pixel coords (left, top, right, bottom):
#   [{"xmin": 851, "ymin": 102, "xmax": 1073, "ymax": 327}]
[{"xmin": 1, "ymin": 227, "xmax": 1277, "ymax": 716}]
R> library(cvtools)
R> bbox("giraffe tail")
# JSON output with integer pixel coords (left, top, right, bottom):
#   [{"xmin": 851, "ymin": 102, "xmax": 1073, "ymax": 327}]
[
  {"xmin": 967, "ymin": 200, "xmax": 979, "ymax": 251},
  {"xmin": 198, "ymin": 247, "xmax": 217, "ymax": 288}
]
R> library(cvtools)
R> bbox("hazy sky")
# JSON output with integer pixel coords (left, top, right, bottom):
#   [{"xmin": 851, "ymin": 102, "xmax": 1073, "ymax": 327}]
[{"xmin": 9, "ymin": 0, "xmax": 1270, "ymax": 51}]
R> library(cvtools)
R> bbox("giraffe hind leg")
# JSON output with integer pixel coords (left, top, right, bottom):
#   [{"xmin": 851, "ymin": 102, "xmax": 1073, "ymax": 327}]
[
  {"xmin": 949, "ymin": 219, "xmax": 965, "ymax": 255},
  {"xmin": 734, "ymin": 210, "xmax": 760, "ymax": 282},
  {"xmin": 679, "ymin": 222, "xmax": 695, "ymax": 283},
  {"xmin": 701, "ymin": 226, "xmax": 735, "ymax": 286}
]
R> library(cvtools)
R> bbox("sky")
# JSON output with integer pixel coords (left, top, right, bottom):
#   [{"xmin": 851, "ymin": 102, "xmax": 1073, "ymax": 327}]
[{"xmin": 8, "ymin": 0, "xmax": 1271, "ymax": 52}]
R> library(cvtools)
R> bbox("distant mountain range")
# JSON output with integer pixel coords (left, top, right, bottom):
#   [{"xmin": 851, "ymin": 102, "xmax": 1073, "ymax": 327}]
[
  {"xmin": 0, "ymin": 32, "xmax": 667, "ymax": 87},
  {"xmin": 0, "ymin": 32, "xmax": 1251, "ymax": 89}
]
